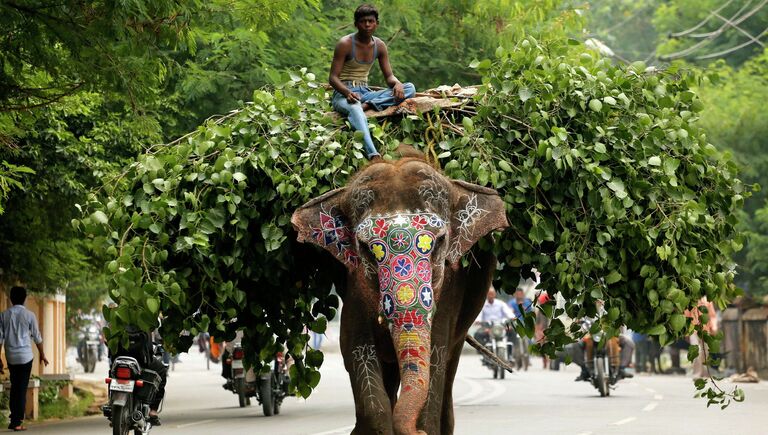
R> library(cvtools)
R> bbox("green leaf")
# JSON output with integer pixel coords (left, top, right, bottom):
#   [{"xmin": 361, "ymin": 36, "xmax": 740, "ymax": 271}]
[
  {"xmin": 646, "ymin": 325, "xmax": 666, "ymax": 336},
  {"xmin": 146, "ymin": 298, "xmax": 159, "ymax": 314},
  {"xmin": 670, "ymin": 314, "xmax": 686, "ymax": 332},
  {"xmin": 648, "ymin": 156, "xmax": 662, "ymax": 166},
  {"xmin": 92, "ymin": 211, "xmax": 109, "ymax": 225},
  {"xmin": 605, "ymin": 270, "xmax": 622, "ymax": 284}
]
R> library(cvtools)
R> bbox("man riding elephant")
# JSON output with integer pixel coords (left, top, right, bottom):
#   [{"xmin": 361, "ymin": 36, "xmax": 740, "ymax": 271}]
[{"xmin": 292, "ymin": 146, "xmax": 508, "ymax": 434}]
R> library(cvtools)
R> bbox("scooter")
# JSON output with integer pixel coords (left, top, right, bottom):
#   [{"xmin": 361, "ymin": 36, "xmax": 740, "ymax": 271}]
[{"xmin": 223, "ymin": 343, "xmax": 291, "ymax": 416}]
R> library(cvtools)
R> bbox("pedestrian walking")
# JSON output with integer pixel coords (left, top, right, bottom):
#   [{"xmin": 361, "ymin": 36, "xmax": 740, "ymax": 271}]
[{"xmin": 0, "ymin": 286, "xmax": 49, "ymax": 431}]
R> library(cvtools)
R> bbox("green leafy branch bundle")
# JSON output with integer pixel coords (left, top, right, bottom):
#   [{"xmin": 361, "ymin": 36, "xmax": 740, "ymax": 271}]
[{"xmin": 78, "ymin": 37, "xmax": 745, "ymax": 404}]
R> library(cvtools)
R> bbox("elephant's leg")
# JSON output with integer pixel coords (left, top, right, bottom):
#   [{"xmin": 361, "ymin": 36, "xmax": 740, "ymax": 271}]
[
  {"xmin": 418, "ymin": 341, "xmax": 451, "ymax": 433},
  {"xmin": 439, "ymin": 341, "xmax": 465, "ymax": 434},
  {"xmin": 381, "ymin": 360, "xmax": 400, "ymax": 411},
  {"xmin": 341, "ymin": 307, "xmax": 395, "ymax": 434},
  {"xmin": 345, "ymin": 340, "xmax": 395, "ymax": 435}
]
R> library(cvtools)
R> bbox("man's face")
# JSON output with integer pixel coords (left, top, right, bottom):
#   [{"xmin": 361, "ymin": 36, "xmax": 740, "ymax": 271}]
[
  {"xmin": 355, "ymin": 15, "xmax": 378, "ymax": 36},
  {"xmin": 515, "ymin": 290, "xmax": 525, "ymax": 302},
  {"xmin": 487, "ymin": 290, "xmax": 496, "ymax": 304}
]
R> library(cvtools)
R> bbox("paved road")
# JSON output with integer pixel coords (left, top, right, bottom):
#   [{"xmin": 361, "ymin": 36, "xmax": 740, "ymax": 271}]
[{"xmin": 31, "ymin": 347, "xmax": 767, "ymax": 434}]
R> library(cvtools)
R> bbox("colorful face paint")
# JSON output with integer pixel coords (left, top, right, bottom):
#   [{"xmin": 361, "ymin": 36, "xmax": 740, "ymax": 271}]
[{"xmin": 356, "ymin": 212, "xmax": 445, "ymax": 392}]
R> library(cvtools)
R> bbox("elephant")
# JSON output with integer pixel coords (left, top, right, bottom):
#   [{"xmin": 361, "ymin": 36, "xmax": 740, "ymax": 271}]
[{"xmin": 291, "ymin": 146, "xmax": 508, "ymax": 435}]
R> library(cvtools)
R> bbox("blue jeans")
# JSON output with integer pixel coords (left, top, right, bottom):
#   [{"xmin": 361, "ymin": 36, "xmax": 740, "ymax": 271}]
[{"xmin": 332, "ymin": 82, "xmax": 416, "ymax": 158}]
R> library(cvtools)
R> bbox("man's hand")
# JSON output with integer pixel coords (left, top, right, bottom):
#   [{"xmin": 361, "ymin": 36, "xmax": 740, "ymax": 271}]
[
  {"xmin": 393, "ymin": 82, "xmax": 405, "ymax": 100},
  {"xmin": 0, "ymin": 365, "xmax": 4, "ymax": 375},
  {"xmin": 40, "ymin": 355, "xmax": 49, "ymax": 366},
  {"xmin": 346, "ymin": 92, "xmax": 362, "ymax": 104}
]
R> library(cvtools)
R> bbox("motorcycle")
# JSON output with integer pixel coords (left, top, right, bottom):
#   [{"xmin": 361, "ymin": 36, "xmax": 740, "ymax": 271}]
[
  {"xmin": 223, "ymin": 342, "xmax": 290, "ymax": 416},
  {"xmin": 508, "ymin": 328, "xmax": 530, "ymax": 371},
  {"xmin": 479, "ymin": 320, "xmax": 512, "ymax": 379},
  {"xmin": 587, "ymin": 331, "xmax": 620, "ymax": 397},
  {"xmin": 102, "ymin": 334, "xmax": 165, "ymax": 435},
  {"xmin": 77, "ymin": 325, "xmax": 101, "ymax": 373}
]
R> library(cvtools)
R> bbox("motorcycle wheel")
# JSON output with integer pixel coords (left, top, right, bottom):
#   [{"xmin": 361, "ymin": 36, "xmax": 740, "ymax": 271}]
[
  {"xmin": 496, "ymin": 347, "xmax": 507, "ymax": 380},
  {"xmin": 88, "ymin": 350, "xmax": 97, "ymax": 373},
  {"xmin": 260, "ymin": 375, "xmax": 275, "ymax": 416},
  {"xmin": 235, "ymin": 378, "xmax": 248, "ymax": 408},
  {"xmin": 111, "ymin": 403, "xmax": 131, "ymax": 435},
  {"xmin": 595, "ymin": 357, "xmax": 609, "ymax": 397}
]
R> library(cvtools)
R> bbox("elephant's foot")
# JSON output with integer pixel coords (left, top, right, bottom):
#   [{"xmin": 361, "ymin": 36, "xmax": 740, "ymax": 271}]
[{"xmin": 393, "ymin": 416, "xmax": 428, "ymax": 435}]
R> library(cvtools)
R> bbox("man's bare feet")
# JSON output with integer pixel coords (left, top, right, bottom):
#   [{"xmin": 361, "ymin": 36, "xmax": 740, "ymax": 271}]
[
  {"xmin": 361, "ymin": 102, "xmax": 372, "ymax": 111},
  {"xmin": 369, "ymin": 155, "xmax": 384, "ymax": 163}
]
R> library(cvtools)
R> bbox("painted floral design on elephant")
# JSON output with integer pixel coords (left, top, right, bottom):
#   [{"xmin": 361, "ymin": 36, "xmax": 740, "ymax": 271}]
[{"xmin": 310, "ymin": 206, "xmax": 359, "ymax": 266}]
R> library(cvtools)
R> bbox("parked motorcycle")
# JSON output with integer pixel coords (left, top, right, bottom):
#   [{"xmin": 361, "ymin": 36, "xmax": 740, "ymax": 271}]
[
  {"xmin": 479, "ymin": 320, "xmax": 512, "ymax": 379},
  {"xmin": 223, "ymin": 343, "xmax": 290, "ymax": 416},
  {"xmin": 77, "ymin": 325, "xmax": 101, "ymax": 373},
  {"xmin": 102, "ymin": 333, "xmax": 165, "ymax": 435}
]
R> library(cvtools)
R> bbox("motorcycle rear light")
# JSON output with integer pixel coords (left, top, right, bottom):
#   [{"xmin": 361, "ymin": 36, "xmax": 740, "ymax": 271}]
[
  {"xmin": 276, "ymin": 351, "xmax": 284, "ymax": 363},
  {"xmin": 116, "ymin": 367, "xmax": 132, "ymax": 379},
  {"xmin": 233, "ymin": 349, "xmax": 245, "ymax": 360},
  {"xmin": 135, "ymin": 380, "xmax": 144, "ymax": 388},
  {"xmin": 105, "ymin": 378, "xmax": 112, "ymax": 384}
]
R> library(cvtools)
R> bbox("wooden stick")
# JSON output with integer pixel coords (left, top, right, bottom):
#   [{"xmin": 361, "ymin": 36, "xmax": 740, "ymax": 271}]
[{"xmin": 465, "ymin": 334, "xmax": 515, "ymax": 373}]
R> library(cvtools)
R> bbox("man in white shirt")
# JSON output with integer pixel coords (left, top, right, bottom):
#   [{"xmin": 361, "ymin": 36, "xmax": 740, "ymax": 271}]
[
  {"xmin": 478, "ymin": 286, "xmax": 516, "ymax": 323},
  {"xmin": 474, "ymin": 286, "xmax": 516, "ymax": 345},
  {"xmin": 0, "ymin": 286, "xmax": 49, "ymax": 431}
]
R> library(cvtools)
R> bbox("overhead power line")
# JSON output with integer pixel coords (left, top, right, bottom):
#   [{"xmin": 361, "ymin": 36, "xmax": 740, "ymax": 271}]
[
  {"xmin": 696, "ymin": 26, "xmax": 768, "ymax": 58},
  {"xmin": 660, "ymin": 0, "xmax": 767, "ymax": 61},
  {"xmin": 712, "ymin": 11, "xmax": 766, "ymax": 47},
  {"xmin": 669, "ymin": 0, "xmax": 736, "ymax": 37}
]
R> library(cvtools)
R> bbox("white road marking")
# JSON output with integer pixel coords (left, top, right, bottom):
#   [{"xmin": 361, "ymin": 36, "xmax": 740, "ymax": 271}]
[
  {"xmin": 575, "ymin": 432, "xmax": 593, "ymax": 435},
  {"xmin": 309, "ymin": 425, "xmax": 356, "ymax": 435},
  {"xmin": 175, "ymin": 419, "xmax": 216, "ymax": 429},
  {"xmin": 454, "ymin": 376, "xmax": 484, "ymax": 405},
  {"xmin": 643, "ymin": 402, "xmax": 659, "ymax": 412},
  {"xmin": 645, "ymin": 387, "xmax": 656, "ymax": 393},
  {"xmin": 654, "ymin": 394, "xmax": 664, "ymax": 401},
  {"xmin": 613, "ymin": 417, "xmax": 637, "ymax": 426},
  {"xmin": 462, "ymin": 378, "xmax": 507, "ymax": 406}
]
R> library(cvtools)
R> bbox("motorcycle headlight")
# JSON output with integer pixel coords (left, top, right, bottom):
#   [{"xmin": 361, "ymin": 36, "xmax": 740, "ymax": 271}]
[
  {"xmin": 593, "ymin": 331, "xmax": 604, "ymax": 342},
  {"xmin": 492, "ymin": 324, "xmax": 505, "ymax": 339}
]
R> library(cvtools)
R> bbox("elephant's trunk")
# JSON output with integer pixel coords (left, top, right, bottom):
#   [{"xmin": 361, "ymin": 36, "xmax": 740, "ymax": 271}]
[
  {"xmin": 391, "ymin": 310, "xmax": 431, "ymax": 435},
  {"xmin": 367, "ymin": 214, "xmax": 440, "ymax": 434}
]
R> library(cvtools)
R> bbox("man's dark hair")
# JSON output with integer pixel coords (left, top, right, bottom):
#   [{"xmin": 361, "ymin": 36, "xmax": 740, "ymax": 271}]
[
  {"xmin": 10, "ymin": 286, "xmax": 27, "ymax": 305},
  {"xmin": 354, "ymin": 4, "xmax": 379, "ymax": 23}
]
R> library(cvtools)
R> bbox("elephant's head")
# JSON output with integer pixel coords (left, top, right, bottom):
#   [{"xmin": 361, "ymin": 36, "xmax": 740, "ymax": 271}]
[{"xmin": 292, "ymin": 149, "xmax": 507, "ymax": 432}]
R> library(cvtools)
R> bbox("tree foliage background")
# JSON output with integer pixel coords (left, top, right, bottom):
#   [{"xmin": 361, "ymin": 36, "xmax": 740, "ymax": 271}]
[{"xmin": 0, "ymin": 0, "xmax": 764, "ymax": 405}]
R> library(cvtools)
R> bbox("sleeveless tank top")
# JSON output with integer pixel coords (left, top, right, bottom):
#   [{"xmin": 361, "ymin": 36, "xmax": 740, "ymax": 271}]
[{"xmin": 339, "ymin": 34, "xmax": 379, "ymax": 83}]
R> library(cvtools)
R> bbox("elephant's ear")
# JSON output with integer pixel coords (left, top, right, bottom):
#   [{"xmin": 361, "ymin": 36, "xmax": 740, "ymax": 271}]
[
  {"xmin": 291, "ymin": 187, "xmax": 359, "ymax": 270},
  {"xmin": 447, "ymin": 180, "xmax": 509, "ymax": 265}
]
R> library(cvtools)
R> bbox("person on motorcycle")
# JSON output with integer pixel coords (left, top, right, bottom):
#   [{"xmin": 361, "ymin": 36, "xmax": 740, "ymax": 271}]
[
  {"xmin": 113, "ymin": 327, "xmax": 168, "ymax": 425},
  {"xmin": 570, "ymin": 317, "xmax": 634, "ymax": 382},
  {"xmin": 507, "ymin": 287, "xmax": 533, "ymax": 319},
  {"xmin": 473, "ymin": 286, "xmax": 516, "ymax": 344}
]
